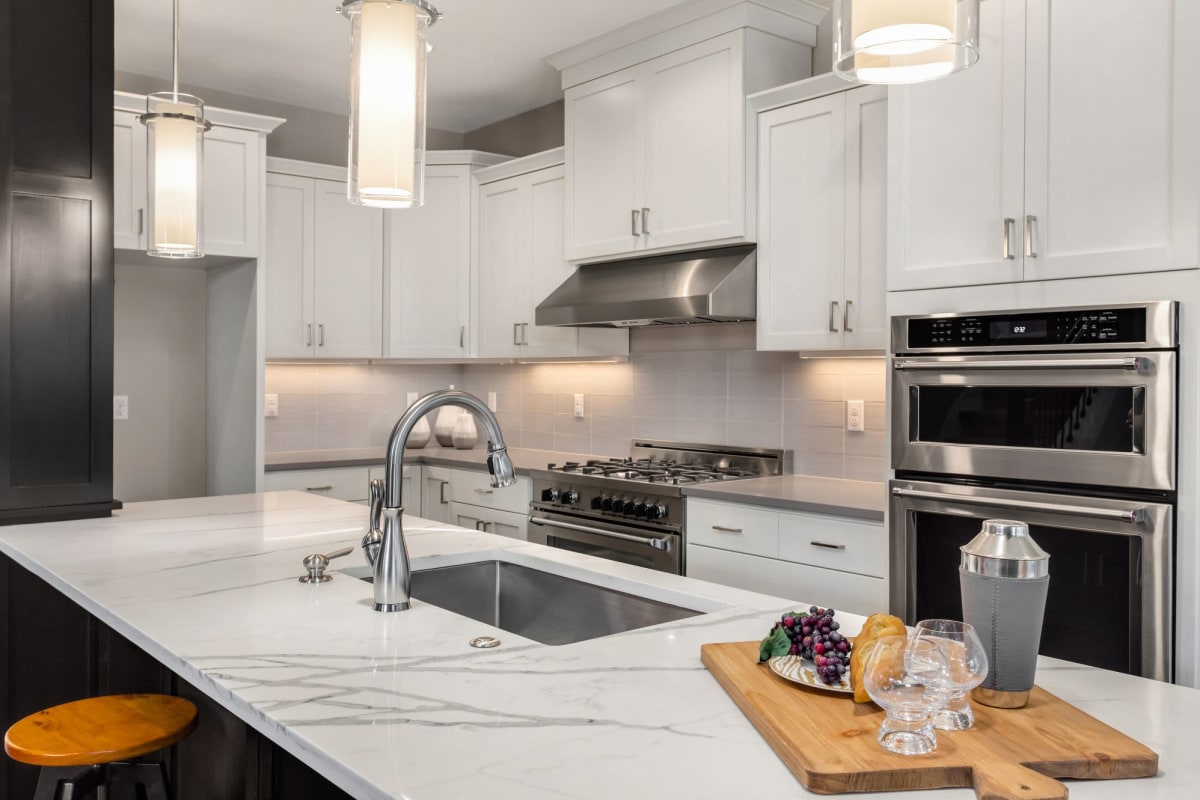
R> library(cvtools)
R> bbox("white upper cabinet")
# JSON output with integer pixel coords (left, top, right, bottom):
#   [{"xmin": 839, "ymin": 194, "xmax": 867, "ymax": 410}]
[
  {"xmin": 113, "ymin": 94, "xmax": 277, "ymax": 259},
  {"xmin": 474, "ymin": 151, "xmax": 629, "ymax": 359},
  {"xmin": 265, "ymin": 162, "xmax": 382, "ymax": 359},
  {"xmin": 754, "ymin": 83, "xmax": 888, "ymax": 352},
  {"xmin": 385, "ymin": 164, "xmax": 473, "ymax": 359},
  {"xmin": 558, "ymin": 9, "xmax": 817, "ymax": 264},
  {"xmin": 889, "ymin": 0, "xmax": 1200, "ymax": 291}
]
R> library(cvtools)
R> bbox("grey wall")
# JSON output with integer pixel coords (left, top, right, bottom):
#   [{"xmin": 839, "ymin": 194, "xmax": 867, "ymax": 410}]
[
  {"xmin": 113, "ymin": 262, "xmax": 208, "ymax": 502},
  {"xmin": 115, "ymin": 71, "xmax": 465, "ymax": 165},
  {"xmin": 463, "ymin": 100, "xmax": 565, "ymax": 157}
]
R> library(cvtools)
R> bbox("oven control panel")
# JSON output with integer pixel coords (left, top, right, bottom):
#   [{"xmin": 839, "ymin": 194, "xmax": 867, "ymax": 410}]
[
  {"xmin": 906, "ymin": 307, "xmax": 1147, "ymax": 350},
  {"xmin": 531, "ymin": 479, "xmax": 681, "ymax": 530}
]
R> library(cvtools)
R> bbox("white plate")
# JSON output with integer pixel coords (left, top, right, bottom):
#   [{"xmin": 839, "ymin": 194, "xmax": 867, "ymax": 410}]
[{"xmin": 767, "ymin": 655, "xmax": 852, "ymax": 694}]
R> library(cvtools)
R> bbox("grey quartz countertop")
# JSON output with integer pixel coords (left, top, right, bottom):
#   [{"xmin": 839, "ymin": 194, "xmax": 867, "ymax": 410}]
[
  {"xmin": 264, "ymin": 446, "xmax": 592, "ymax": 476},
  {"xmin": 682, "ymin": 475, "xmax": 886, "ymax": 521}
]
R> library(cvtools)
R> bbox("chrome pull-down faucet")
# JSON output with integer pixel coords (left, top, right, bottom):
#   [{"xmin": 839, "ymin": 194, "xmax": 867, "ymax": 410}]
[{"xmin": 370, "ymin": 390, "xmax": 516, "ymax": 612}]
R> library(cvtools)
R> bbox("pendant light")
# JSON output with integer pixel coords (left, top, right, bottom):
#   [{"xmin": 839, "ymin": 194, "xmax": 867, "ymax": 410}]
[
  {"xmin": 339, "ymin": 0, "xmax": 440, "ymax": 209},
  {"xmin": 832, "ymin": 0, "xmax": 981, "ymax": 85},
  {"xmin": 139, "ymin": 0, "xmax": 210, "ymax": 258}
]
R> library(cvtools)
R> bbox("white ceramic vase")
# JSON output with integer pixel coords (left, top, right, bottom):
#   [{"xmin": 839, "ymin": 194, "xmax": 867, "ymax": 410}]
[
  {"xmin": 406, "ymin": 415, "xmax": 431, "ymax": 449},
  {"xmin": 452, "ymin": 412, "xmax": 478, "ymax": 450}
]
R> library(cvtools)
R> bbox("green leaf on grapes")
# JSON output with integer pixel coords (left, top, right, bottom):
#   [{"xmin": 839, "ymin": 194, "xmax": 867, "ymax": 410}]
[{"xmin": 758, "ymin": 625, "xmax": 792, "ymax": 663}]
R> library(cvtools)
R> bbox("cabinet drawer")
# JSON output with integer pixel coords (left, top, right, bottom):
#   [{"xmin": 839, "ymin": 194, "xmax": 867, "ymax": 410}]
[
  {"xmin": 263, "ymin": 466, "xmax": 370, "ymax": 502},
  {"xmin": 447, "ymin": 468, "xmax": 531, "ymax": 515},
  {"xmin": 778, "ymin": 512, "xmax": 886, "ymax": 578},
  {"xmin": 449, "ymin": 502, "xmax": 528, "ymax": 541},
  {"xmin": 686, "ymin": 545, "xmax": 886, "ymax": 616},
  {"xmin": 686, "ymin": 499, "xmax": 779, "ymax": 558},
  {"xmin": 368, "ymin": 465, "xmax": 421, "ymax": 517}
]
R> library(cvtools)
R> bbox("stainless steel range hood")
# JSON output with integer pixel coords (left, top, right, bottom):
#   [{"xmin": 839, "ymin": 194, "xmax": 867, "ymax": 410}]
[{"xmin": 535, "ymin": 245, "xmax": 755, "ymax": 328}]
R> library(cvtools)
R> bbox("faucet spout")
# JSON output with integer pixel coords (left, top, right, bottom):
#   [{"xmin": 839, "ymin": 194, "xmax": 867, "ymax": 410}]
[{"xmin": 371, "ymin": 390, "xmax": 516, "ymax": 612}]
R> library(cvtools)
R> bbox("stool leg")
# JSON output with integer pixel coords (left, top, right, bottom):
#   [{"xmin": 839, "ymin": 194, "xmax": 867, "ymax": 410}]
[
  {"xmin": 36, "ymin": 765, "xmax": 106, "ymax": 800},
  {"xmin": 106, "ymin": 762, "xmax": 171, "ymax": 800}
]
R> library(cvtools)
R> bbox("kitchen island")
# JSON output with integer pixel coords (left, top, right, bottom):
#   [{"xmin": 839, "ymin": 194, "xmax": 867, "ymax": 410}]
[{"xmin": 0, "ymin": 491, "xmax": 1194, "ymax": 799}]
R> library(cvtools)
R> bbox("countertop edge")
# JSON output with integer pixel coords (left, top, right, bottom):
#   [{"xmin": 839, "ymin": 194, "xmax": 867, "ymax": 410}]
[{"xmin": 680, "ymin": 486, "xmax": 886, "ymax": 521}]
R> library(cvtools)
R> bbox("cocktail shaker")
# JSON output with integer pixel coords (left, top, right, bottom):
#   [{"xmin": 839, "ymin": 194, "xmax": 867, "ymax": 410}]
[{"xmin": 959, "ymin": 519, "xmax": 1050, "ymax": 709}]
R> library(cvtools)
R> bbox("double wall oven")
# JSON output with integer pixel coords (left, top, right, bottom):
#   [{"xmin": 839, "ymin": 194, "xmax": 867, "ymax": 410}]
[{"xmin": 890, "ymin": 302, "xmax": 1177, "ymax": 682}]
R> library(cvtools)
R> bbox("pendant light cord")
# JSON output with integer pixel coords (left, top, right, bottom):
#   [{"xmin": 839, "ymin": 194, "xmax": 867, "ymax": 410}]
[{"xmin": 172, "ymin": 0, "xmax": 180, "ymax": 99}]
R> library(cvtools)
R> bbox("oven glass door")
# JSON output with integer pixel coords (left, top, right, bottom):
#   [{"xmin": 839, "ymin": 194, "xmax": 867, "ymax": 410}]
[
  {"xmin": 892, "ymin": 350, "xmax": 1175, "ymax": 490},
  {"xmin": 890, "ymin": 479, "xmax": 1173, "ymax": 681},
  {"xmin": 528, "ymin": 513, "xmax": 680, "ymax": 574}
]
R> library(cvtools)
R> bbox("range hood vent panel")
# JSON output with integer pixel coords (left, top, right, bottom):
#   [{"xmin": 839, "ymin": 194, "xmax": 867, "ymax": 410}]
[{"xmin": 535, "ymin": 245, "xmax": 756, "ymax": 328}]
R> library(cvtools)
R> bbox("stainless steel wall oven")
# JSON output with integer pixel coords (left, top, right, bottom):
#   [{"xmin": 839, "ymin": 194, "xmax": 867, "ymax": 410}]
[{"xmin": 889, "ymin": 302, "xmax": 1178, "ymax": 682}]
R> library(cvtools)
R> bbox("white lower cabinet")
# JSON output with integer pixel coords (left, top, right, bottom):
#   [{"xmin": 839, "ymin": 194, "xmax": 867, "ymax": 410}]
[
  {"xmin": 263, "ymin": 466, "xmax": 371, "ymax": 503},
  {"xmin": 685, "ymin": 497, "xmax": 886, "ymax": 615},
  {"xmin": 367, "ymin": 465, "xmax": 421, "ymax": 519},
  {"xmin": 421, "ymin": 465, "xmax": 531, "ymax": 536}
]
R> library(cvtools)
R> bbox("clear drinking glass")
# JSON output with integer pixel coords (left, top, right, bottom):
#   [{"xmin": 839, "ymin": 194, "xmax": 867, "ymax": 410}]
[
  {"xmin": 911, "ymin": 619, "xmax": 989, "ymax": 731},
  {"xmin": 861, "ymin": 634, "xmax": 953, "ymax": 755}
]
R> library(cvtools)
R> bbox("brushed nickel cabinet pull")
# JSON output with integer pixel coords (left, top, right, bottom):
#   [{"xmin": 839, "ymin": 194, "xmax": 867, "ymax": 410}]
[
  {"xmin": 513, "ymin": 322, "xmax": 521, "ymax": 345},
  {"xmin": 318, "ymin": 324, "xmax": 325, "ymax": 347},
  {"xmin": 521, "ymin": 322, "xmax": 529, "ymax": 345},
  {"xmin": 473, "ymin": 488, "xmax": 494, "ymax": 495},
  {"xmin": 641, "ymin": 207, "xmax": 650, "ymax": 235},
  {"xmin": 459, "ymin": 326, "xmax": 465, "ymax": 348},
  {"xmin": 1025, "ymin": 214, "xmax": 1039, "ymax": 258},
  {"xmin": 711, "ymin": 524, "xmax": 743, "ymax": 533},
  {"xmin": 810, "ymin": 540, "xmax": 846, "ymax": 551},
  {"xmin": 844, "ymin": 299, "xmax": 854, "ymax": 333},
  {"xmin": 631, "ymin": 209, "xmax": 640, "ymax": 237},
  {"xmin": 137, "ymin": 208, "xmax": 144, "ymax": 236},
  {"xmin": 305, "ymin": 485, "xmax": 333, "ymax": 492},
  {"xmin": 1003, "ymin": 217, "xmax": 1017, "ymax": 260},
  {"xmin": 305, "ymin": 323, "xmax": 313, "ymax": 346},
  {"xmin": 438, "ymin": 480, "xmax": 449, "ymax": 504},
  {"xmin": 829, "ymin": 301, "xmax": 840, "ymax": 333}
]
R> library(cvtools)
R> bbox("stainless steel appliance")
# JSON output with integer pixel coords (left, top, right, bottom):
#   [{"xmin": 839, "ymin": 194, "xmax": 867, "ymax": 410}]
[
  {"xmin": 529, "ymin": 440, "xmax": 789, "ymax": 574},
  {"xmin": 889, "ymin": 302, "xmax": 1178, "ymax": 682}
]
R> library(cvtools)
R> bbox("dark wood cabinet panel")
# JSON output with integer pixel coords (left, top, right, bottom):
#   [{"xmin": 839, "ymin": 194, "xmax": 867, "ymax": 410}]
[{"xmin": 0, "ymin": 0, "xmax": 115, "ymax": 521}]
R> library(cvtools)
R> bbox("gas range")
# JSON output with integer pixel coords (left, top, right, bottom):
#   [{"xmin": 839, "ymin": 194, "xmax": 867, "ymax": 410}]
[{"xmin": 528, "ymin": 441, "xmax": 790, "ymax": 575}]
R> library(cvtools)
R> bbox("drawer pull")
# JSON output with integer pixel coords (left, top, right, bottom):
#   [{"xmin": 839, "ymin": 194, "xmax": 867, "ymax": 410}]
[
  {"xmin": 305, "ymin": 485, "xmax": 334, "ymax": 492},
  {"xmin": 711, "ymin": 525, "xmax": 743, "ymax": 534},
  {"xmin": 473, "ymin": 488, "xmax": 494, "ymax": 495},
  {"xmin": 810, "ymin": 540, "xmax": 846, "ymax": 551}
]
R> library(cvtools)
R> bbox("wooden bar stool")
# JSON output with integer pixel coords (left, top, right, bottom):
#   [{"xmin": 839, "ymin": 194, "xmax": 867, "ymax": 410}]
[{"xmin": 4, "ymin": 694, "xmax": 197, "ymax": 800}]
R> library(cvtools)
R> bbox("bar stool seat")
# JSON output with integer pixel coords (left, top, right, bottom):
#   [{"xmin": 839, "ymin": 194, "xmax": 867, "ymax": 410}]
[{"xmin": 5, "ymin": 694, "xmax": 197, "ymax": 799}]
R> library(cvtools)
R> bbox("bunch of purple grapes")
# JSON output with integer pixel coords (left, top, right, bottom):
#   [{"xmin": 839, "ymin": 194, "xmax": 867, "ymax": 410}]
[{"xmin": 780, "ymin": 606, "xmax": 851, "ymax": 685}]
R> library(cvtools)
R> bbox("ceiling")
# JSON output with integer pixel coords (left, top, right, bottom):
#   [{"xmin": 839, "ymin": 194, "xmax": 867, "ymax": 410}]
[{"xmin": 114, "ymin": 0, "xmax": 698, "ymax": 133}]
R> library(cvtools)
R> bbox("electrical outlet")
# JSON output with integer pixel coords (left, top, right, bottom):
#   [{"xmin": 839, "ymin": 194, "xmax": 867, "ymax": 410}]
[
  {"xmin": 264, "ymin": 394, "xmax": 279, "ymax": 418},
  {"xmin": 846, "ymin": 399, "xmax": 864, "ymax": 432},
  {"xmin": 488, "ymin": 391, "xmax": 498, "ymax": 412},
  {"xmin": 573, "ymin": 394, "xmax": 585, "ymax": 419},
  {"xmin": 406, "ymin": 391, "xmax": 419, "ymax": 407},
  {"xmin": 113, "ymin": 395, "xmax": 129, "ymax": 421}
]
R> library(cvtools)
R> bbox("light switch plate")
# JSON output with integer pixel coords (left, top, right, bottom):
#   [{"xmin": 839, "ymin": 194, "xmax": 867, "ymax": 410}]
[
  {"xmin": 113, "ymin": 395, "xmax": 129, "ymax": 421},
  {"xmin": 573, "ymin": 394, "xmax": 585, "ymax": 418},
  {"xmin": 846, "ymin": 399, "xmax": 864, "ymax": 432},
  {"xmin": 264, "ymin": 394, "xmax": 279, "ymax": 418},
  {"xmin": 488, "ymin": 392, "xmax": 497, "ymax": 412}
]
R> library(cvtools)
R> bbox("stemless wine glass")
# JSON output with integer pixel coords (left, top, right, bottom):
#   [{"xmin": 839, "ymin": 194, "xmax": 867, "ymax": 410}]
[
  {"xmin": 861, "ymin": 634, "xmax": 953, "ymax": 755},
  {"xmin": 911, "ymin": 619, "xmax": 989, "ymax": 731}
]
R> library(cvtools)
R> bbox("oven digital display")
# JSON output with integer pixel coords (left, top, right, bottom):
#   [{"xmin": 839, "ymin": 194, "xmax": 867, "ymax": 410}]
[{"xmin": 990, "ymin": 319, "xmax": 1048, "ymax": 339}]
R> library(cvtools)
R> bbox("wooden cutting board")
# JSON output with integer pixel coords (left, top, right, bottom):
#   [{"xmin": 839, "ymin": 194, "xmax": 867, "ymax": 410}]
[{"xmin": 701, "ymin": 641, "xmax": 1158, "ymax": 799}]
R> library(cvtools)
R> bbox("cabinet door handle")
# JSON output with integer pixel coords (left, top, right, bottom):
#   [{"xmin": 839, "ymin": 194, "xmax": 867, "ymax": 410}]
[
  {"xmin": 459, "ymin": 326, "xmax": 465, "ymax": 348},
  {"xmin": 513, "ymin": 322, "xmax": 521, "ymax": 345},
  {"xmin": 1025, "ymin": 214, "xmax": 1039, "ymax": 258},
  {"xmin": 317, "ymin": 324, "xmax": 325, "ymax": 347},
  {"xmin": 810, "ymin": 540, "xmax": 846, "ymax": 551},
  {"xmin": 711, "ymin": 525, "xmax": 743, "ymax": 534},
  {"xmin": 641, "ymin": 207, "xmax": 650, "ymax": 236},
  {"xmin": 475, "ymin": 520, "xmax": 487, "ymax": 532},
  {"xmin": 1003, "ymin": 217, "xmax": 1017, "ymax": 260},
  {"xmin": 438, "ymin": 480, "xmax": 449, "ymax": 504},
  {"xmin": 631, "ymin": 209, "xmax": 640, "ymax": 237},
  {"xmin": 305, "ymin": 323, "xmax": 313, "ymax": 346},
  {"xmin": 305, "ymin": 485, "xmax": 333, "ymax": 492},
  {"xmin": 137, "ymin": 208, "xmax": 144, "ymax": 235},
  {"xmin": 521, "ymin": 322, "xmax": 529, "ymax": 345},
  {"xmin": 844, "ymin": 299, "xmax": 854, "ymax": 333},
  {"xmin": 829, "ymin": 301, "xmax": 840, "ymax": 333},
  {"xmin": 473, "ymin": 488, "xmax": 494, "ymax": 495}
]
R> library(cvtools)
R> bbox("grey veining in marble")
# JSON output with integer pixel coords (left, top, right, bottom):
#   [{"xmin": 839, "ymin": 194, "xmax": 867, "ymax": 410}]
[
  {"xmin": 0, "ymin": 492, "xmax": 1193, "ymax": 800},
  {"xmin": 683, "ymin": 475, "xmax": 886, "ymax": 520}
]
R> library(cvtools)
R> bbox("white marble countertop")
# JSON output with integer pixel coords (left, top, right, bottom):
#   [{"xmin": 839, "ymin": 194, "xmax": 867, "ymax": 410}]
[{"xmin": 0, "ymin": 492, "xmax": 1194, "ymax": 800}]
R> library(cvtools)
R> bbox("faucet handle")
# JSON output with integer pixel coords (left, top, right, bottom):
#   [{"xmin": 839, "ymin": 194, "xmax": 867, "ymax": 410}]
[
  {"xmin": 299, "ymin": 546, "xmax": 354, "ymax": 584},
  {"xmin": 362, "ymin": 478, "xmax": 385, "ymax": 569}
]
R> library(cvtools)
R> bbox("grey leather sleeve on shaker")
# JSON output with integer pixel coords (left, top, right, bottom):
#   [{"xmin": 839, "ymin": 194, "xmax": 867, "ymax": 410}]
[{"xmin": 960, "ymin": 569, "xmax": 1050, "ymax": 692}]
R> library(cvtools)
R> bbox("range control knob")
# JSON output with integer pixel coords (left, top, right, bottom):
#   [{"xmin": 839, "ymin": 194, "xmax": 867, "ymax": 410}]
[
  {"xmin": 590, "ymin": 494, "xmax": 604, "ymax": 510},
  {"xmin": 646, "ymin": 503, "xmax": 667, "ymax": 521},
  {"xmin": 621, "ymin": 498, "xmax": 637, "ymax": 515},
  {"xmin": 563, "ymin": 489, "xmax": 580, "ymax": 506},
  {"xmin": 540, "ymin": 487, "xmax": 560, "ymax": 503},
  {"xmin": 600, "ymin": 495, "xmax": 614, "ymax": 512},
  {"xmin": 633, "ymin": 500, "xmax": 647, "ymax": 519}
]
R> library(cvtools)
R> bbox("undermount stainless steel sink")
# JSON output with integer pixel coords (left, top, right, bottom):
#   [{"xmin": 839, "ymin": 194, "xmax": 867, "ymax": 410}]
[{"xmin": 357, "ymin": 560, "xmax": 701, "ymax": 645}]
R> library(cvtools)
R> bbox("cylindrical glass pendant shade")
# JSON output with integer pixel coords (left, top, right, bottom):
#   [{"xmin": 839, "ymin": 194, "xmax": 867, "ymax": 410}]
[
  {"xmin": 344, "ymin": 0, "xmax": 432, "ymax": 208},
  {"xmin": 142, "ymin": 92, "xmax": 209, "ymax": 258},
  {"xmin": 833, "ymin": 0, "xmax": 980, "ymax": 85}
]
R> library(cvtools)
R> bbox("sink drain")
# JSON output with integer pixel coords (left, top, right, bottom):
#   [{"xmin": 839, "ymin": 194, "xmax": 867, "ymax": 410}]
[{"xmin": 469, "ymin": 636, "xmax": 501, "ymax": 649}]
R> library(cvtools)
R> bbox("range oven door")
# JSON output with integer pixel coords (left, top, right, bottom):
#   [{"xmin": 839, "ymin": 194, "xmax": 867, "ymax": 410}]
[
  {"xmin": 891, "ymin": 350, "xmax": 1175, "ymax": 491},
  {"xmin": 889, "ymin": 478, "xmax": 1173, "ymax": 682},
  {"xmin": 528, "ymin": 511, "xmax": 681, "ymax": 574}
]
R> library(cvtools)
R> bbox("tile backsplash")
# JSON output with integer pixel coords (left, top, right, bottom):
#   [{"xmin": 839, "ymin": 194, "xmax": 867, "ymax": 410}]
[{"xmin": 265, "ymin": 353, "xmax": 886, "ymax": 482}]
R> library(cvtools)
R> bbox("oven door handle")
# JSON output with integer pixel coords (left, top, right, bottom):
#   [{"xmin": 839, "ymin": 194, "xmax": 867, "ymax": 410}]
[
  {"xmin": 890, "ymin": 487, "xmax": 1146, "ymax": 524},
  {"xmin": 893, "ymin": 357, "xmax": 1146, "ymax": 371},
  {"xmin": 529, "ymin": 516, "xmax": 673, "ymax": 551}
]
